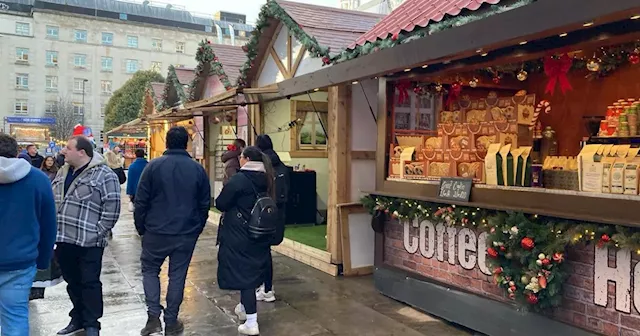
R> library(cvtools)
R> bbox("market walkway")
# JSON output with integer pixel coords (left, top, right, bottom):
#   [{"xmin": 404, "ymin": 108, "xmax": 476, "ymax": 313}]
[{"xmin": 29, "ymin": 209, "xmax": 474, "ymax": 336}]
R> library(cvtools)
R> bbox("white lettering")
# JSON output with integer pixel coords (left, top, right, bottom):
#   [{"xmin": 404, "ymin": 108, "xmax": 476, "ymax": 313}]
[
  {"xmin": 458, "ymin": 228, "xmax": 477, "ymax": 270},
  {"xmin": 594, "ymin": 246, "xmax": 631, "ymax": 313},
  {"xmin": 447, "ymin": 226, "xmax": 457, "ymax": 265},
  {"xmin": 477, "ymin": 232, "xmax": 492, "ymax": 275},
  {"xmin": 419, "ymin": 220, "xmax": 435, "ymax": 258},
  {"xmin": 403, "ymin": 219, "xmax": 419, "ymax": 254}
]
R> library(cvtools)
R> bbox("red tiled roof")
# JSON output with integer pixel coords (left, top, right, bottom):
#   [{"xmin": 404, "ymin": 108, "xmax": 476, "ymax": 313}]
[
  {"xmin": 276, "ymin": 0, "xmax": 385, "ymax": 52},
  {"xmin": 150, "ymin": 82, "xmax": 164, "ymax": 102},
  {"xmin": 174, "ymin": 67, "xmax": 195, "ymax": 84},
  {"xmin": 211, "ymin": 44, "xmax": 245, "ymax": 84},
  {"xmin": 349, "ymin": 0, "xmax": 501, "ymax": 49}
]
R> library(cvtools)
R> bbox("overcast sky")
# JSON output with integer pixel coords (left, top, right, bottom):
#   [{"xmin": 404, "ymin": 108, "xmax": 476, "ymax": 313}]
[{"xmin": 172, "ymin": 0, "xmax": 339, "ymax": 23}]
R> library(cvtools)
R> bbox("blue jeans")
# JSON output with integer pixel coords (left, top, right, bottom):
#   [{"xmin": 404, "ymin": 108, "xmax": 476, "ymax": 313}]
[{"xmin": 0, "ymin": 265, "xmax": 37, "ymax": 336}]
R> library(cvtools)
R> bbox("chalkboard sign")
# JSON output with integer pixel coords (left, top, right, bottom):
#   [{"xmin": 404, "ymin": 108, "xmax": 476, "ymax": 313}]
[{"xmin": 437, "ymin": 177, "xmax": 473, "ymax": 202}]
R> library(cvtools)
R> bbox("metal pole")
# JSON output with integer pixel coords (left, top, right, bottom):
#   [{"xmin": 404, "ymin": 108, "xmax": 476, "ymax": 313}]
[{"xmin": 82, "ymin": 79, "xmax": 87, "ymax": 125}]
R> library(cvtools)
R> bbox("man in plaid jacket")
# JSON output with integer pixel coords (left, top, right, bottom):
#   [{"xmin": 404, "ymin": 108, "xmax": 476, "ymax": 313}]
[{"xmin": 52, "ymin": 136, "xmax": 121, "ymax": 336}]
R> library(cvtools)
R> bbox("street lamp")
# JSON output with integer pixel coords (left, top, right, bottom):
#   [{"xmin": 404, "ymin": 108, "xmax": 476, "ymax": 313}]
[{"xmin": 81, "ymin": 79, "xmax": 88, "ymax": 125}]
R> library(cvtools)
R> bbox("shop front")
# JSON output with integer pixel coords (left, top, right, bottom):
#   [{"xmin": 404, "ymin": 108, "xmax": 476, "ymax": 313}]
[
  {"xmin": 273, "ymin": 0, "xmax": 640, "ymax": 334},
  {"xmin": 4, "ymin": 116, "xmax": 55, "ymax": 150}
]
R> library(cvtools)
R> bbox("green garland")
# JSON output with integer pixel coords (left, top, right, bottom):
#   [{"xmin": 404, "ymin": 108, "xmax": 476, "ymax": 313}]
[
  {"xmin": 331, "ymin": 0, "xmax": 534, "ymax": 64},
  {"xmin": 236, "ymin": 0, "xmax": 331, "ymax": 87},
  {"xmin": 189, "ymin": 40, "xmax": 233, "ymax": 102},
  {"xmin": 160, "ymin": 65, "xmax": 188, "ymax": 111},
  {"xmin": 362, "ymin": 195, "xmax": 640, "ymax": 312}
]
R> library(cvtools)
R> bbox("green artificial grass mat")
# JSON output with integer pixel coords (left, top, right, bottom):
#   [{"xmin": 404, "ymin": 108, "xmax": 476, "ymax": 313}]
[{"xmin": 284, "ymin": 224, "xmax": 327, "ymax": 251}]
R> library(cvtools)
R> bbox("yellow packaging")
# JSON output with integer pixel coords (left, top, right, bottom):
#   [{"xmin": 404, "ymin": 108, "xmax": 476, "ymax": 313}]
[
  {"xmin": 578, "ymin": 144, "xmax": 603, "ymax": 192},
  {"xmin": 611, "ymin": 145, "xmax": 631, "ymax": 194},
  {"xmin": 485, "ymin": 143, "xmax": 502, "ymax": 185},
  {"xmin": 624, "ymin": 148, "xmax": 640, "ymax": 195}
]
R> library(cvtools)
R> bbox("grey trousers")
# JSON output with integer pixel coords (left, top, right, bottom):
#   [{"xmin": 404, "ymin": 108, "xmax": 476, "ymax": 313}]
[{"xmin": 141, "ymin": 233, "xmax": 198, "ymax": 324}]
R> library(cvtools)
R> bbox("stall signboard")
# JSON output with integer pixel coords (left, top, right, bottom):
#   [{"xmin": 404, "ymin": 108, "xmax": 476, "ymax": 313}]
[
  {"xmin": 438, "ymin": 178, "xmax": 472, "ymax": 202},
  {"xmin": 386, "ymin": 219, "xmax": 640, "ymax": 335},
  {"xmin": 5, "ymin": 117, "xmax": 56, "ymax": 125}
]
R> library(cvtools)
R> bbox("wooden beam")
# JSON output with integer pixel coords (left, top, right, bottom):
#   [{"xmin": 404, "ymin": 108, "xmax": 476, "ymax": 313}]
[
  {"xmin": 183, "ymin": 89, "xmax": 237, "ymax": 110},
  {"xmin": 376, "ymin": 77, "xmax": 389, "ymax": 190},
  {"xmin": 351, "ymin": 151, "xmax": 376, "ymax": 160},
  {"xmin": 287, "ymin": 34, "xmax": 293, "ymax": 72},
  {"xmin": 290, "ymin": 150, "xmax": 328, "ymax": 158},
  {"xmin": 278, "ymin": 0, "xmax": 640, "ymax": 96},
  {"xmin": 270, "ymin": 47, "xmax": 291, "ymax": 79},
  {"xmin": 327, "ymin": 84, "xmax": 351, "ymax": 265},
  {"xmin": 291, "ymin": 47, "xmax": 306, "ymax": 77}
]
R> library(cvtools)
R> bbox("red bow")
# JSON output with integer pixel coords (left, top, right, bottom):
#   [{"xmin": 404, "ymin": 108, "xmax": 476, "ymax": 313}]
[
  {"xmin": 227, "ymin": 144, "xmax": 237, "ymax": 151},
  {"xmin": 544, "ymin": 54, "xmax": 573, "ymax": 95},
  {"xmin": 395, "ymin": 80, "xmax": 412, "ymax": 105},
  {"xmin": 445, "ymin": 82, "xmax": 462, "ymax": 108}
]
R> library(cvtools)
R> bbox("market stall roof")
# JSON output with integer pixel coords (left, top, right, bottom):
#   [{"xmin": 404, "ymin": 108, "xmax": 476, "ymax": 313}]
[
  {"xmin": 189, "ymin": 42, "xmax": 246, "ymax": 101},
  {"xmin": 236, "ymin": 0, "xmax": 384, "ymax": 86},
  {"xmin": 277, "ymin": 0, "xmax": 640, "ymax": 97},
  {"xmin": 105, "ymin": 118, "xmax": 148, "ymax": 135},
  {"xmin": 161, "ymin": 65, "xmax": 196, "ymax": 109},
  {"xmin": 348, "ymin": 0, "xmax": 500, "ymax": 49},
  {"xmin": 150, "ymin": 82, "xmax": 164, "ymax": 103}
]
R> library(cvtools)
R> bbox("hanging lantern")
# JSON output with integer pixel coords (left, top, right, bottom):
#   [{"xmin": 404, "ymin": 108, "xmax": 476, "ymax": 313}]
[
  {"xmin": 517, "ymin": 70, "xmax": 528, "ymax": 81},
  {"xmin": 469, "ymin": 78, "xmax": 479, "ymax": 88}
]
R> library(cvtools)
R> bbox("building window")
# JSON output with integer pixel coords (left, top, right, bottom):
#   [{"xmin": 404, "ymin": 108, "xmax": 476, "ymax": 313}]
[
  {"xmin": 14, "ymin": 100, "xmax": 28, "ymax": 115},
  {"xmin": 101, "ymin": 80, "xmax": 112, "ymax": 94},
  {"xmin": 73, "ymin": 78, "xmax": 87, "ymax": 92},
  {"xmin": 127, "ymin": 36, "xmax": 138, "ymax": 48},
  {"xmin": 15, "ymin": 48, "xmax": 29, "ymax": 62},
  {"xmin": 101, "ymin": 57, "xmax": 113, "ymax": 72},
  {"xmin": 126, "ymin": 59, "xmax": 139, "ymax": 73},
  {"xmin": 220, "ymin": 28, "xmax": 229, "ymax": 36},
  {"xmin": 119, "ymin": 13, "xmax": 127, "ymax": 20},
  {"xmin": 73, "ymin": 54, "xmax": 87, "ymax": 68},
  {"xmin": 45, "ymin": 101, "xmax": 57, "ymax": 116},
  {"xmin": 74, "ymin": 29, "xmax": 87, "ymax": 43},
  {"xmin": 72, "ymin": 103, "xmax": 84, "ymax": 116},
  {"xmin": 15, "ymin": 22, "xmax": 30, "ymax": 35},
  {"xmin": 175, "ymin": 42, "xmax": 185, "ymax": 53},
  {"xmin": 15, "ymin": 74, "xmax": 28, "ymax": 89},
  {"xmin": 293, "ymin": 101, "xmax": 328, "ymax": 149},
  {"xmin": 238, "ymin": 30, "xmax": 246, "ymax": 37},
  {"xmin": 45, "ymin": 51, "xmax": 58, "ymax": 66},
  {"xmin": 152, "ymin": 39, "xmax": 162, "ymax": 51},
  {"xmin": 150, "ymin": 61, "xmax": 162, "ymax": 72},
  {"xmin": 46, "ymin": 25, "xmax": 59, "ymax": 39},
  {"xmin": 205, "ymin": 25, "xmax": 212, "ymax": 33},
  {"xmin": 101, "ymin": 32, "xmax": 113, "ymax": 45},
  {"xmin": 45, "ymin": 76, "xmax": 58, "ymax": 91}
]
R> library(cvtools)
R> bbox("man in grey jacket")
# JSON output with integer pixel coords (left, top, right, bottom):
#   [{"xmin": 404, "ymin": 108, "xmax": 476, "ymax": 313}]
[{"xmin": 52, "ymin": 136, "xmax": 121, "ymax": 336}]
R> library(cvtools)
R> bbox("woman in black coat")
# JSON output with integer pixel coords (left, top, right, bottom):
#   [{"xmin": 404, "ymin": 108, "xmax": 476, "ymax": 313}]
[{"xmin": 215, "ymin": 146, "xmax": 274, "ymax": 336}]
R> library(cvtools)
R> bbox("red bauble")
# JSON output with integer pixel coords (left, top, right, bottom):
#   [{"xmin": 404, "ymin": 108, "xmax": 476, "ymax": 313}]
[
  {"xmin": 413, "ymin": 87, "xmax": 421, "ymax": 94},
  {"xmin": 391, "ymin": 33, "xmax": 398, "ymax": 41},
  {"xmin": 538, "ymin": 276, "xmax": 548, "ymax": 289},
  {"xmin": 451, "ymin": 82, "xmax": 461, "ymax": 91},
  {"xmin": 224, "ymin": 113, "xmax": 234, "ymax": 122},
  {"xmin": 541, "ymin": 258, "xmax": 551, "ymax": 266},
  {"xmin": 601, "ymin": 234, "xmax": 611, "ymax": 242},
  {"xmin": 527, "ymin": 294, "xmax": 539, "ymax": 304},
  {"xmin": 213, "ymin": 57, "xmax": 219, "ymax": 62},
  {"xmin": 322, "ymin": 56, "xmax": 331, "ymax": 65},
  {"xmin": 487, "ymin": 247, "xmax": 499, "ymax": 258},
  {"xmin": 552, "ymin": 252, "xmax": 564, "ymax": 263},
  {"xmin": 629, "ymin": 53, "xmax": 640, "ymax": 65},
  {"xmin": 492, "ymin": 76, "xmax": 501, "ymax": 84},
  {"xmin": 206, "ymin": 40, "xmax": 211, "ymax": 44},
  {"xmin": 499, "ymin": 246, "xmax": 506, "ymax": 252},
  {"xmin": 493, "ymin": 266, "xmax": 503, "ymax": 275},
  {"xmin": 242, "ymin": 45, "xmax": 249, "ymax": 52},
  {"xmin": 520, "ymin": 237, "xmax": 535, "ymax": 250}
]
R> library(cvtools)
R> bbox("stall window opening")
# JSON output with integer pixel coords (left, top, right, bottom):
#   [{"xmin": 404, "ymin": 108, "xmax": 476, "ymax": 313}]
[
  {"xmin": 393, "ymin": 91, "xmax": 437, "ymax": 132},
  {"xmin": 292, "ymin": 100, "xmax": 328, "ymax": 150}
]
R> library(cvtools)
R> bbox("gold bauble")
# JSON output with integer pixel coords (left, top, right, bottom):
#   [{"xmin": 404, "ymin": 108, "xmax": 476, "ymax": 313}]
[
  {"xmin": 435, "ymin": 83, "xmax": 443, "ymax": 92},
  {"xmin": 587, "ymin": 59, "xmax": 601, "ymax": 72},
  {"xmin": 469, "ymin": 78, "xmax": 478, "ymax": 88},
  {"xmin": 516, "ymin": 70, "xmax": 528, "ymax": 81}
]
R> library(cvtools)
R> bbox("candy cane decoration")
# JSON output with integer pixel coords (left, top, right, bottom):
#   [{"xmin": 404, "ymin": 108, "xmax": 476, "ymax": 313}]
[{"xmin": 530, "ymin": 100, "xmax": 551, "ymax": 130}]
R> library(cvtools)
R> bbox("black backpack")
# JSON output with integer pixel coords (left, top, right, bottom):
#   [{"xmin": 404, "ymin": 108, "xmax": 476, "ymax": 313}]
[{"xmin": 243, "ymin": 175, "xmax": 279, "ymax": 241}]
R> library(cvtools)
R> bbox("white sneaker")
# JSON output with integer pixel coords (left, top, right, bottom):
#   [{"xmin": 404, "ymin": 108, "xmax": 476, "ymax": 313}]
[
  {"xmin": 256, "ymin": 288, "xmax": 276, "ymax": 302},
  {"xmin": 234, "ymin": 303, "xmax": 247, "ymax": 321},
  {"xmin": 238, "ymin": 322, "xmax": 260, "ymax": 335}
]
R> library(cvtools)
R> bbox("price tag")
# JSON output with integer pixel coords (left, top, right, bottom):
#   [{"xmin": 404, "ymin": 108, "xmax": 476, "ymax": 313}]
[{"xmin": 437, "ymin": 177, "xmax": 473, "ymax": 202}]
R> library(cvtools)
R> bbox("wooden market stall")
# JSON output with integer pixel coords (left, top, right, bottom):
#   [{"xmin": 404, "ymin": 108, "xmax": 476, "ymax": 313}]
[{"xmin": 273, "ymin": 0, "xmax": 640, "ymax": 335}]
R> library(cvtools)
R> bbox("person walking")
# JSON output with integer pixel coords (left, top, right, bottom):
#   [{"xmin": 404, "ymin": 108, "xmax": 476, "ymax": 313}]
[
  {"xmin": 125, "ymin": 149, "xmax": 148, "ymax": 212},
  {"xmin": 135, "ymin": 127, "xmax": 210, "ymax": 336},
  {"xmin": 52, "ymin": 136, "xmax": 121, "ymax": 336},
  {"xmin": 26, "ymin": 144, "xmax": 44, "ymax": 169},
  {"xmin": 0, "ymin": 134, "xmax": 57, "ymax": 336},
  {"xmin": 104, "ymin": 150, "xmax": 126, "ymax": 185},
  {"xmin": 255, "ymin": 134, "xmax": 290, "ymax": 302},
  {"xmin": 221, "ymin": 138, "xmax": 246, "ymax": 185},
  {"xmin": 216, "ymin": 146, "xmax": 277, "ymax": 335}
]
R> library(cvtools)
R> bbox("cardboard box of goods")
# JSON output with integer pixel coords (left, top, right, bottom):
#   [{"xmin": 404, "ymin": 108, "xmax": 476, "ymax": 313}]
[
  {"xmin": 485, "ymin": 143, "xmax": 502, "ymax": 185},
  {"xmin": 578, "ymin": 144, "xmax": 603, "ymax": 192},
  {"xmin": 624, "ymin": 147, "xmax": 640, "ymax": 195},
  {"xmin": 611, "ymin": 145, "xmax": 631, "ymax": 194}
]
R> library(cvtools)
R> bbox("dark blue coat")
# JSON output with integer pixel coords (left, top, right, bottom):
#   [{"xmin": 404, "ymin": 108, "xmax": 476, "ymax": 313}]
[
  {"xmin": 126, "ymin": 158, "xmax": 148, "ymax": 197},
  {"xmin": 215, "ymin": 170, "xmax": 271, "ymax": 290}
]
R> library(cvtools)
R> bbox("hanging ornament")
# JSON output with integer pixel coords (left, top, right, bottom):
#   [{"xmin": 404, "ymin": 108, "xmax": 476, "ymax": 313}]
[
  {"xmin": 520, "ymin": 237, "xmax": 535, "ymax": 250},
  {"xmin": 517, "ymin": 70, "xmax": 528, "ymax": 81},
  {"xmin": 224, "ymin": 113, "xmax": 234, "ymax": 123},
  {"xmin": 212, "ymin": 116, "xmax": 221, "ymax": 124},
  {"xmin": 586, "ymin": 55, "xmax": 601, "ymax": 72},
  {"xmin": 434, "ymin": 83, "xmax": 443, "ymax": 92},
  {"xmin": 445, "ymin": 82, "xmax": 463, "ymax": 106},
  {"xmin": 322, "ymin": 56, "xmax": 331, "ymax": 65},
  {"xmin": 492, "ymin": 76, "xmax": 501, "ymax": 84},
  {"xmin": 242, "ymin": 45, "xmax": 249, "ymax": 53},
  {"xmin": 469, "ymin": 77, "xmax": 478, "ymax": 88},
  {"xmin": 629, "ymin": 50, "xmax": 640, "ymax": 65},
  {"xmin": 544, "ymin": 54, "xmax": 573, "ymax": 95}
]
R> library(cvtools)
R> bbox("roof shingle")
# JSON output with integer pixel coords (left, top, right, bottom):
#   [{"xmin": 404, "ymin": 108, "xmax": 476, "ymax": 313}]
[
  {"xmin": 150, "ymin": 82, "xmax": 164, "ymax": 102},
  {"xmin": 349, "ymin": 0, "xmax": 501, "ymax": 49},
  {"xmin": 174, "ymin": 67, "xmax": 195, "ymax": 85},
  {"xmin": 211, "ymin": 44, "xmax": 245, "ymax": 84}
]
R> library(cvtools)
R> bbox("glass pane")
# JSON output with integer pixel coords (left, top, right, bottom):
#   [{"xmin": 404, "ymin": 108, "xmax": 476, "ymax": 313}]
[
  {"xmin": 395, "ymin": 113, "xmax": 410, "ymax": 130},
  {"xmin": 299, "ymin": 123, "xmax": 313, "ymax": 145},
  {"xmin": 315, "ymin": 130, "xmax": 327, "ymax": 145}
]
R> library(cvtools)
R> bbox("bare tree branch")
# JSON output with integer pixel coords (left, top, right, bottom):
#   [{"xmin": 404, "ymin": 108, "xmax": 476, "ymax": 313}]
[{"xmin": 49, "ymin": 96, "xmax": 79, "ymax": 140}]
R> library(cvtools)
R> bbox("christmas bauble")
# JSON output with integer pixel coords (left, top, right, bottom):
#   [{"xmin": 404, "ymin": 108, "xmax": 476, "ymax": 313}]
[
  {"xmin": 538, "ymin": 253, "xmax": 546, "ymax": 260},
  {"xmin": 601, "ymin": 234, "xmax": 611, "ymax": 242},
  {"xmin": 629, "ymin": 53, "xmax": 640, "ymax": 65},
  {"xmin": 224, "ymin": 113, "xmax": 234, "ymax": 122},
  {"xmin": 212, "ymin": 116, "xmax": 221, "ymax": 124},
  {"xmin": 322, "ymin": 56, "xmax": 331, "ymax": 65},
  {"xmin": 541, "ymin": 258, "xmax": 551, "ymax": 266},
  {"xmin": 527, "ymin": 294, "xmax": 539, "ymax": 304},
  {"xmin": 520, "ymin": 237, "xmax": 535, "ymax": 250},
  {"xmin": 469, "ymin": 78, "xmax": 478, "ymax": 88},
  {"xmin": 434, "ymin": 83, "xmax": 443, "ymax": 92},
  {"xmin": 538, "ymin": 276, "xmax": 548, "ymax": 289},
  {"xmin": 552, "ymin": 252, "xmax": 564, "ymax": 263},
  {"xmin": 492, "ymin": 76, "xmax": 501, "ymax": 84},
  {"xmin": 587, "ymin": 59, "xmax": 601, "ymax": 72},
  {"xmin": 517, "ymin": 70, "xmax": 528, "ymax": 81},
  {"xmin": 493, "ymin": 267, "xmax": 503, "ymax": 274},
  {"xmin": 486, "ymin": 247, "xmax": 498, "ymax": 258},
  {"xmin": 521, "ymin": 275, "xmax": 530, "ymax": 284}
]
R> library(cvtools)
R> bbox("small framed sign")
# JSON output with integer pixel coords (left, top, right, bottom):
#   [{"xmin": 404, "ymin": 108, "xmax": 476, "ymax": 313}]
[{"xmin": 437, "ymin": 177, "xmax": 473, "ymax": 202}]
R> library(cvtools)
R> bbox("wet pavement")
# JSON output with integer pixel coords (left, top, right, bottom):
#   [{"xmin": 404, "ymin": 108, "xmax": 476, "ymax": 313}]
[{"xmin": 29, "ymin": 208, "xmax": 473, "ymax": 336}]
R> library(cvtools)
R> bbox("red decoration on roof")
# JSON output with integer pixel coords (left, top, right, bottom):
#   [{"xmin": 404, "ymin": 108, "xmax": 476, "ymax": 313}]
[{"xmin": 349, "ymin": 0, "xmax": 501, "ymax": 49}]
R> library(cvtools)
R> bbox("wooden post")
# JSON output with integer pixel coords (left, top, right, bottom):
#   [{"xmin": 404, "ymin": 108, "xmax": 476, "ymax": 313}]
[
  {"xmin": 327, "ymin": 84, "xmax": 351, "ymax": 265},
  {"xmin": 376, "ymin": 77, "xmax": 389, "ymax": 190}
]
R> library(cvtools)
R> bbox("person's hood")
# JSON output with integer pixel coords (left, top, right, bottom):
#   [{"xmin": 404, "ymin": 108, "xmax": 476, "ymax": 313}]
[
  {"xmin": 0, "ymin": 157, "xmax": 32, "ymax": 184},
  {"xmin": 221, "ymin": 149, "xmax": 242, "ymax": 163},
  {"xmin": 263, "ymin": 148, "xmax": 283, "ymax": 167}
]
